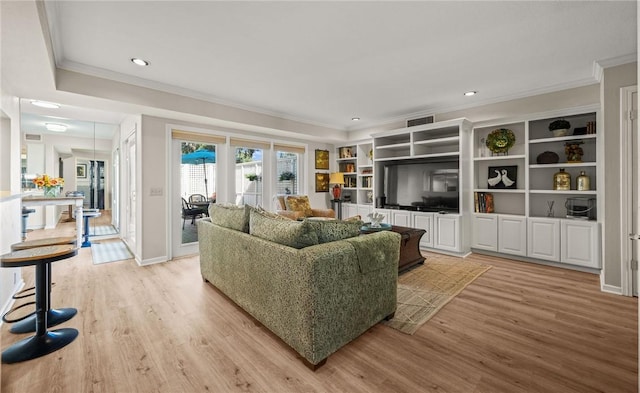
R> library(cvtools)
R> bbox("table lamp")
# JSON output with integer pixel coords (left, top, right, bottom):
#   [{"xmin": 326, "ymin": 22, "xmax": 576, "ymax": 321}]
[{"xmin": 329, "ymin": 172, "xmax": 345, "ymax": 201}]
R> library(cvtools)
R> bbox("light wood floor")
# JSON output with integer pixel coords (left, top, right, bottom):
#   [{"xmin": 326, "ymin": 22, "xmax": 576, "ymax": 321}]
[{"xmin": 1, "ymin": 220, "xmax": 637, "ymax": 393}]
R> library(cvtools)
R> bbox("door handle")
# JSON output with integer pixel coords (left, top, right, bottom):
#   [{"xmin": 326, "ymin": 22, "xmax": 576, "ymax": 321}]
[{"xmin": 629, "ymin": 233, "xmax": 640, "ymax": 240}]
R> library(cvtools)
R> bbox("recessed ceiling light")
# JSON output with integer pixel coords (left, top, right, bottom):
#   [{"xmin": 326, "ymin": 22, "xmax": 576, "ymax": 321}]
[
  {"xmin": 464, "ymin": 91, "xmax": 478, "ymax": 97},
  {"xmin": 31, "ymin": 100, "xmax": 60, "ymax": 109},
  {"xmin": 351, "ymin": 117, "xmax": 361, "ymax": 121},
  {"xmin": 45, "ymin": 123, "xmax": 67, "ymax": 132},
  {"xmin": 131, "ymin": 58, "xmax": 150, "ymax": 66}
]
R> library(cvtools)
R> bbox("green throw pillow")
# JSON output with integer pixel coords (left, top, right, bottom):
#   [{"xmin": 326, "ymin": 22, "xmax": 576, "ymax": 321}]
[
  {"xmin": 209, "ymin": 203, "xmax": 250, "ymax": 233},
  {"xmin": 308, "ymin": 219, "xmax": 363, "ymax": 244},
  {"xmin": 249, "ymin": 209, "xmax": 318, "ymax": 249}
]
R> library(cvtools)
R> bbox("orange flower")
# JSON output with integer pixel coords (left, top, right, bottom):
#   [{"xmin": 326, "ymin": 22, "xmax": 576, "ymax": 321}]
[{"xmin": 33, "ymin": 174, "xmax": 64, "ymax": 187}]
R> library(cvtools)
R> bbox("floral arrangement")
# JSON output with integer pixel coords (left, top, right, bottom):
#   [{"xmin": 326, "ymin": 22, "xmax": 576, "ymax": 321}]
[
  {"xmin": 486, "ymin": 128, "xmax": 516, "ymax": 155},
  {"xmin": 33, "ymin": 174, "xmax": 64, "ymax": 188}
]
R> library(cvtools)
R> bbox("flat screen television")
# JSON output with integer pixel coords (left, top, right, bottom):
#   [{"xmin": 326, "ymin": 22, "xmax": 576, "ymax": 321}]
[{"xmin": 380, "ymin": 159, "xmax": 459, "ymax": 212}]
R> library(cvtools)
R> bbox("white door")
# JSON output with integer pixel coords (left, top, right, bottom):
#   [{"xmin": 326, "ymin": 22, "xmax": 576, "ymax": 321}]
[
  {"xmin": 413, "ymin": 213, "xmax": 434, "ymax": 248},
  {"xmin": 498, "ymin": 215, "xmax": 527, "ymax": 256},
  {"xmin": 434, "ymin": 214, "xmax": 460, "ymax": 252},
  {"xmin": 632, "ymin": 90, "xmax": 638, "ymax": 296},
  {"xmin": 622, "ymin": 87, "xmax": 638, "ymax": 296}
]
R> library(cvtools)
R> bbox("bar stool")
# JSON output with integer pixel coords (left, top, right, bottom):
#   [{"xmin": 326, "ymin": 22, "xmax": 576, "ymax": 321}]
[
  {"xmin": 1, "ymin": 245, "xmax": 78, "ymax": 363},
  {"xmin": 7, "ymin": 236, "xmax": 77, "ymax": 334},
  {"xmin": 21, "ymin": 207, "xmax": 36, "ymax": 241},
  {"xmin": 82, "ymin": 209, "xmax": 101, "ymax": 248}
]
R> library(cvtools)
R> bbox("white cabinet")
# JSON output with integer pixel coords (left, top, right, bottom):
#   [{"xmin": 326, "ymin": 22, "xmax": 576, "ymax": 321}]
[
  {"xmin": 472, "ymin": 214, "xmax": 498, "ymax": 251},
  {"xmin": 498, "ymin": 215, "xmax": 527, "ymax": 256},
  {"xmin": 357, "ymin": 204, "xmax": 372, "ymax": 220},
  {"xmin": 391, "ymin": 210, "xmax": 411, "ymax": 227},
  {"xmin": 412, "ymin": 212, "xmax": 434, "ymax": 248},
  {"xmin": 434, "ymin": 214, "xmax": 461, "ymax": 252},
  {"xmin": 342, "ymin": 203, "xmax": 358, "ymax": 220},
  {"xmin": 527, "ymin": 217, "xmax": 561, "ymax": 262},
  {"xmin": 561, "ymin": 220, "xmax": 600, "ymax": 268}
]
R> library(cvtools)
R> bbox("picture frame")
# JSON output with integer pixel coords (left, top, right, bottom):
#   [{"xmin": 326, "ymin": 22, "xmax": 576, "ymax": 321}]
[
  {"xmin": 76, "ymin": 163, "xmax": 87, "ymax": 178},
  {"xmin": 315, "ymin": 149, "xmax": 329, "ymax": 170},
  {"xmin": 488, "ymin": 165, "xmax": 517, "ymax": 189},
  {"xmin": 315, "ymin": 172, "xmax": 330, "ymax": 192}
]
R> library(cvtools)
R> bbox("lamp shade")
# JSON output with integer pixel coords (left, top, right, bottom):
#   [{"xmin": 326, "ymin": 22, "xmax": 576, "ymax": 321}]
[{"xmin": 329, "ymin": 172, "xmax": 345, "ymax": 185}]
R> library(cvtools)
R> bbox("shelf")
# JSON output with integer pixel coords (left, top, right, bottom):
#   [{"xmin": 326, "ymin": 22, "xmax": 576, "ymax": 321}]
[
  {"xmin": 529, "ymin": 189, "xmax": 597, "ymax": 195},
  {"xmin": 411, "ymin": 152, "xmax": 460, "ymax": 160},
  {"xmin": 359, "ymin": 164, "xmax": 373, "ymax": 168},
  {"xmin": 529, "ymin": 134, "xmax": 597, "ymax": 144},
  {"xmin": 375, "ymin": 142, "xmax": 411, "ymax": 151},
  {"xmin": 374, "ymin": 156, "xmax": 412, "ymax": 162},
  {"xmin": 474, "ymin": 188, "xmax": 526, "ymax": 194},
  {"xmin": 337, "ymin": 157, "xmax": 357, "ymax": 162},
  {"xmin": 529, "ymin": 162, "xmax": 596, "ymax": 169},
  {"xmin": 413, "ymin": 136, "xmax": 459, "ymax": 146},
  {"xmin": 474, "ymin": 154, "xmax": 526, "ymax": 161}
]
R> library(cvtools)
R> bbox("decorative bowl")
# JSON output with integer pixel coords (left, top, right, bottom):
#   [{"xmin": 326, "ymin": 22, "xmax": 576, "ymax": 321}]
[
  {"xmin": 536, "ymin": 151, "xmax": 559, "ymax": 164},
  {"xmin": 486, "ymin": 128, "xmax": 516, "ymax": 154}
]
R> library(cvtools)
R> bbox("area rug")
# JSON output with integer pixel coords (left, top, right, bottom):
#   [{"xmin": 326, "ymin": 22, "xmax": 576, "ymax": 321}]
[
  {"xmin": 383, "ymin": 255, "xmax": 491, "ymax": 335},
  {"xmin": 90, "ymin": 225, "xmax": 119, "ymax": 237},
  {"xmin": 91, "ymin": 240, "xmax": 134, "ymax": 265}
]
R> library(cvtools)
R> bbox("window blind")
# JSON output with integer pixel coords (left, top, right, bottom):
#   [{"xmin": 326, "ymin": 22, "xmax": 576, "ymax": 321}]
[
  {"xmin": 171, "ymin": 129, "xmax": 226, "ymax": 144},
  {"xmin": 273, "ymin": 143, "xmax": 306, "ymax": 154}
]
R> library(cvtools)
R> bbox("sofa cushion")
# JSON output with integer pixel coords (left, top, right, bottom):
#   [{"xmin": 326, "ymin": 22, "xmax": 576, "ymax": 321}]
[
  {"xmin": 284, "ymin": 195, "xmax": 313, "ymax": 217},
  {"xmin": 250, "ymin": 208, "xmax": 318, "ymax": 248},
  {"xmin": 209, "ymin": 203, "xmax": 250, "ymax": 233},
  {"xmin": 308, "ymin": 219, "xmax": 363, "ymax": 244}
]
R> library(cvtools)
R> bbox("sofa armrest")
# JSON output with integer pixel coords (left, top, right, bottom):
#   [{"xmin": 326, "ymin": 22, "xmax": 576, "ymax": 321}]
[{"xmin": 310, "ymin": 208, "xmax": 336, "ymax": 218}]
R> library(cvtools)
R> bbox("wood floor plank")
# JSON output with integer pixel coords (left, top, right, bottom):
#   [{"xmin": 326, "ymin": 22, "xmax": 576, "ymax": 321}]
[{"xmin": 1, "ymin": 222, "xmax": 637, "ymax": 392}]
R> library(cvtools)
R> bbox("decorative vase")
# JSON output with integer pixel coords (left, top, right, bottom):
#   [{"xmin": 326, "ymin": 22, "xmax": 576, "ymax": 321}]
[
  {"xmin": 553, "ymin": 168, "xmax": 571, "ymax": 191},
  {"xmin": 576, "ymin": 171, "xmax": 590, "ymax": 191},
  {"xmin": 565, "ymin": 141, "xmax": 584, "ymax": 163},
  {"xmin": 552, "ymin": 129, "xmax": 569, "ymax": 137},
  {"xmin": 43, "ymin": 186, "xmax": 60, "ymax": 197}
]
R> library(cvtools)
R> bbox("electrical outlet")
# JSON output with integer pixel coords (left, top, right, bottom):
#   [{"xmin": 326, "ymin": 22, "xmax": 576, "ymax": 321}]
[{"xmin": 150, "ymin": 187, "xmax": 163, "ymax": 196}]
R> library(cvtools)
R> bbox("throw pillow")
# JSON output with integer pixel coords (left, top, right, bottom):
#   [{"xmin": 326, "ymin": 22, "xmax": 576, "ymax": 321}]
[
  {"xmin": 308, "ymin": 219, "xmax": 363, "ymax": 244},
  {"xmin": 249, "ymin": 208, "xmax": 318, "ymax": 249},
  {"xmin": 209, "ymin": 203, "xmax": 250, "ymax": 233},
  {"xmin": 284, "ymin": 195, "xmax": 313, "ymax": 217}
]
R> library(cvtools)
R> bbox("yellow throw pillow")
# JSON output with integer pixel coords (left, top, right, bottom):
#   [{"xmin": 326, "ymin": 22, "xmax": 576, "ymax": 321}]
[{"xmin": 284, "ymin": 195, "xmax": 313, "ymax": 217}]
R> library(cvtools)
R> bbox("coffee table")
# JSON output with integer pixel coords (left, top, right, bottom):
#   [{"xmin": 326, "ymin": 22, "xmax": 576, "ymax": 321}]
[{"xmin": 361, "ymin": 224, "xmax": 426, "ymax": 273}]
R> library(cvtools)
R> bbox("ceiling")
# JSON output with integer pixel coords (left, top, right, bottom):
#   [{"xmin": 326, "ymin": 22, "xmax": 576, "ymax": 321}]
[{"xmin": 4, "ymin": 1, "xmax": 638, "ymax": 135}]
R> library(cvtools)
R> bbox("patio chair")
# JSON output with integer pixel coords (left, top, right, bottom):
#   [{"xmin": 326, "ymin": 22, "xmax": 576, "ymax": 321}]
[{"xmin": 182, "ymin": 198, "xmax": 206, "ymax": 229}]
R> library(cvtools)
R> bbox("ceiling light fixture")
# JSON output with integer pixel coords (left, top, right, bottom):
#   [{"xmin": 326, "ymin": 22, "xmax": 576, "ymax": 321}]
[
  {"xmin": 31, "ymin": 100, "xmax": 60, "ymax": 109},
  {"xmin": 131, "ymin": 58, "xmax": 150, "ymax": 66},
  {"xmin": 45, "ymin": 123, "xmax": 67, "ymax": 132},
  {"xmin": 351, "ymin": 117, "xmax": 361, "ymax": 121},
  {"xmin": 464, "ymin": 91, "xmax": 478, "ymax": 97}
]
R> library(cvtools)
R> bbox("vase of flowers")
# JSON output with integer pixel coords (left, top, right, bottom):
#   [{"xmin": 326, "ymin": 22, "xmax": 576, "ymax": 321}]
[{"xmin": 33, "ymin": 174, "xmax": 64, "ymax": 197}]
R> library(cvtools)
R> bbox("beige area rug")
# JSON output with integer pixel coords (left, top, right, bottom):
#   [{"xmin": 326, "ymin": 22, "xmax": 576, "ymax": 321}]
[{"xmin": 383, "ymin": 255, "xmax": 491, "ymax": 335}]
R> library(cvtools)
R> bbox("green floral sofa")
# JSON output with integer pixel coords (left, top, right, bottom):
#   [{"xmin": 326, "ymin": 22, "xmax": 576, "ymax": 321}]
[{"xmin": 198, "ymin": 204, "xmax": 400, "ymax": 369}]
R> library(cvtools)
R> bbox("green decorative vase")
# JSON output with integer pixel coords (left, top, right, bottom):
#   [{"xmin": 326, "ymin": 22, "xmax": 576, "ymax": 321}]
[{"xmin": 43, "ymin": 186, "xmax": 60, "ymax": 198}]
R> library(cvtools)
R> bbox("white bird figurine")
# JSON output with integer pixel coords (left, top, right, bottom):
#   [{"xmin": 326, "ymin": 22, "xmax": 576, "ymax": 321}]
[
  {"xmin": 501, "ymin": 169, "xmax": 515, "ymax": 187},
  {"xmin": 488, "ymin": 169, "xmax": 502, "ymax": 187}
]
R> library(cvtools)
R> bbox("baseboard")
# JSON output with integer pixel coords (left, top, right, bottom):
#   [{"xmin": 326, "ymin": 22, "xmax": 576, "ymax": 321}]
[
  {"xmin": 0, "ymin": 279, "xmax": 25, "ymax": 329},
  {"xmin": 137, "ymin": 256, "xmax": 168, "ymax": 266},
  {"xmin": 601, "ymin": 283, "xmax": 623, "ymax": 295}
]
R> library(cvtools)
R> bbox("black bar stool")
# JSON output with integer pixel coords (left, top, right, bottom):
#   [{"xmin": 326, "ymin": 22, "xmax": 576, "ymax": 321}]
[
  {"xmin": 82, "ymin": 209, "xmax": 101, "ymax": 248},
  {"xmin": 1, "ymin": 245, "xmax": 78, "ymax": 363},
  {"xmin": 7, "ymin": 236, "xmax": 77, "ymax": 334}
]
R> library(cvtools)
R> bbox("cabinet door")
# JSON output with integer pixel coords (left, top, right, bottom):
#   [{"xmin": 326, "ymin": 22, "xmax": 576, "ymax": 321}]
[
  {"xmin": 342, "ymin": 203, "xmax": 358, "ymax": 220},
  {"xmin": 498, "ymin": 215, "xmax": 527, "ymax": 256},
  {"xmin": 392, "ymin": 210, "xmax": 411, "ymax": 227},
  {"xmin": 356, "ymin": 204, "xmax": 372, "ymax": 220},
  {"xmin": 527, "ymin": 218, "xmax": 560, "ymax": 262},
  {"xmin": 434, "ymin": 214, "xmax": 460, "ymax": 252},
  {"xmin": 412, "ymin": 213, "xmax": 434, "ymax": 248},
  {"xmin": 374, "ymin": 208, "xmax": 392, "ymax": 225},
  {"xmin": 472, "ymin": 214, "xmax": 498, "ymax": 251},
  {"xmin": 561, "ymin": 220, "xmax": 600, "ymax": 268}
]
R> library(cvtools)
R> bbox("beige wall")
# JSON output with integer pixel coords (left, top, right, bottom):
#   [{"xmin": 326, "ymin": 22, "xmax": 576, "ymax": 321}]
[
  {"xmin": 137, "ymin": 115, "xmax": 336, "ymax": 263},
  {"xmin": 601, "ymin": 62, "xmax": 637, "ymax": 289}
]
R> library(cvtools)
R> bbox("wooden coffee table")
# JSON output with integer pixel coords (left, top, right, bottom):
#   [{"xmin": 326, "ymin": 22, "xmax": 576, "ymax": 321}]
[{"xmin": 361, "ymin": 224, "xmax": 426, "ymax": 273}]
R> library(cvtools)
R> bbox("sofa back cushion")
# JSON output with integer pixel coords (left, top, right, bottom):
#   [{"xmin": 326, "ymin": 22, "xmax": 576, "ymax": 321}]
[
  {"xmin": 209, "ymin": 203, "xmax": 250, "ymax": 233},
  {"xmin": 308, "ymin": 219, "xmax": 363, "ymax": 244},
  {"xmin": 283, "ymin": 195, "xmax": 313, "ymax": 217},
  {"xmin": 250, "ymin": 208, "xmax": 318, "ymax": 249}
]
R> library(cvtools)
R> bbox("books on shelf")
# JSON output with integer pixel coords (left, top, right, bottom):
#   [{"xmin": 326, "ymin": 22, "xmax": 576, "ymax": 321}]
[{"xmin": 474, "ymin": 192, "xmax": 494, "ymax": 213}]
